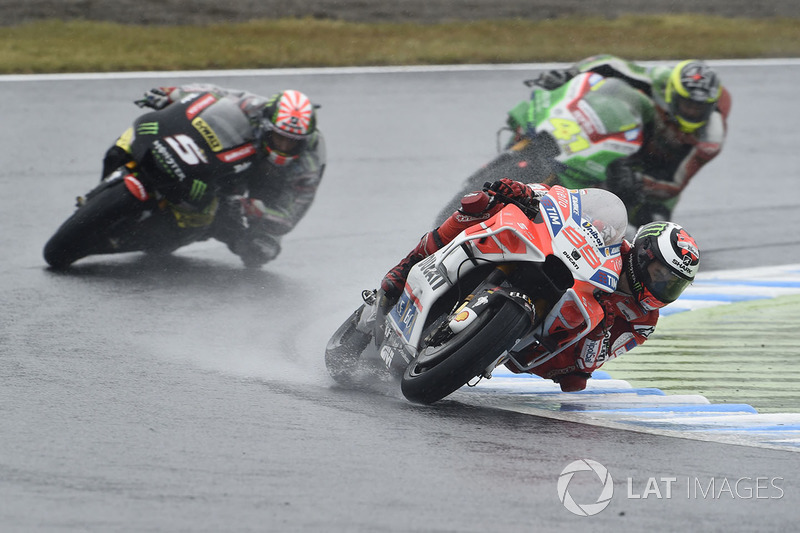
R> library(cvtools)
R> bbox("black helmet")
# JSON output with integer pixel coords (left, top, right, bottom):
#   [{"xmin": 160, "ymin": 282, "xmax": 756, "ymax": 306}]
[
  {"xmin": 628, "ymin": 222, "xmax": 700, "ymax": 311},
  {"xmin": 664, "ymin": 60, "xmax": 722, "ymax": 133},
  {"xmin": 261, "ymin": 90, "xmax": 317, "ymax": 166}
]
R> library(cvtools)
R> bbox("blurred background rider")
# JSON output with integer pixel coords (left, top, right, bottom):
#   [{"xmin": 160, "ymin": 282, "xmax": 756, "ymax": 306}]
[
  {"xmin": 129, "ymin": 85, "xmax": 326, "ymax": 267},
  {"xmin": 531, "ymin": 55, "xmax": 731, "ymax": 226}
]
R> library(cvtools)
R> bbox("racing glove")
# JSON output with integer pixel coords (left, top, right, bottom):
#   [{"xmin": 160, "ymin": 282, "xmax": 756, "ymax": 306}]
[
  {"xmin": 532, "ymin": 68, "xmax": 578, "ymax": 90},
  {"xmin": 134, "ymin": 87, "xmax": 176, "ymax": 110},
  {"xmin": 247, "ymin": 201, "xmax": 295, "ymax": 236},
  {"xmin": 606, "ymin": 161, "xmax": 644, "ymax": 206},
  {"xmin": 221, "ymin": 196, "xmax": 295, "ymax": 235},
  {"xmin": 487, "ymin": 178, "xmax": 534, "ymax": 202}
]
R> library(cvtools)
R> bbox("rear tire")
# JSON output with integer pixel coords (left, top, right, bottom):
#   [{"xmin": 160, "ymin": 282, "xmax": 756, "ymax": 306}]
[
  {"xmin": 43, "ymin": 181, "xmax": 143, "ymax": 269},
  {"xmin": 324, "ymin": 306, "xmax": 374, "ymax": 387},
  {"xmin": 401, "ymin": 300, "xmax": 530, "ymax": 404}
]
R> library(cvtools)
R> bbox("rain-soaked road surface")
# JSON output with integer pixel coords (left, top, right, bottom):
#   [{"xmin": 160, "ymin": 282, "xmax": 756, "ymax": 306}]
[{"xmin": 2, "ymin": 61, "xmax": 800, "ymax": 531}]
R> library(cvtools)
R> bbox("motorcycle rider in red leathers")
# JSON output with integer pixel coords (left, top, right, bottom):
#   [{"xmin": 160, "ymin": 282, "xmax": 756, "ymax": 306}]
[
  {"xmin": 106, "ymin": 85, "xmax": 326, "ymax": 267},
  {"xmin": 380, "ymin": 179, "xmax": 700, "ymax": 392},
  {"xmin": 528, "ymin": 55, "xmax": 731, "ymax": 226}
]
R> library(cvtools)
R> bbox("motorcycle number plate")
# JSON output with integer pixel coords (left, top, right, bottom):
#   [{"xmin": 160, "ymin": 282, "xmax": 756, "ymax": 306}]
[{"xmin": 389, "ymin": 291, "xmax": 419, "ymax": 342}]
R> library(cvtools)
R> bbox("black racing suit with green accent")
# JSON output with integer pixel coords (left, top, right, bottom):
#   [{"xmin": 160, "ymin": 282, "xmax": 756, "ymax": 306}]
[{"xmin": 107, "ymin": 83, "xmax": 326, "ymax": 267}]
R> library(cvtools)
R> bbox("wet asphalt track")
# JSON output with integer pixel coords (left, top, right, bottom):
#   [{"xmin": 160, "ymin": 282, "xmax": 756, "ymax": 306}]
[{"xmin": 2, "ymin": 61, "xmax": 800, "ymax": 531}]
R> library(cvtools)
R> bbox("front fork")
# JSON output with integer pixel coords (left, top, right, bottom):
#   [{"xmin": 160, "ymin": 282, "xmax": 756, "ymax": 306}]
[
  {"xmin": 432, "ymin": 265, "xmax": 537, "ymax": 378},
  {"xmin": 451, "ymin": 265, "xmax": 536, "ymax": 327}
]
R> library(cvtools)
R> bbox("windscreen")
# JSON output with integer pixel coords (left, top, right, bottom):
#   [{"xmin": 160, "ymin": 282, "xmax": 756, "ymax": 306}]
[
  {"xmin": 577, "ymin": 188, "xmax": 628, "ymax": 247},
  {"xmin": 196, "ymin": 97, "xmax": 252, "ymax": 150}
]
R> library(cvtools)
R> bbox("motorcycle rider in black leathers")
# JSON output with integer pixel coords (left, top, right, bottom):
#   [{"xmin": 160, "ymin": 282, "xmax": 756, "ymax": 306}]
[{"xmin": 103, "ymin": 84, "xmax": 326, "ymax": 267}]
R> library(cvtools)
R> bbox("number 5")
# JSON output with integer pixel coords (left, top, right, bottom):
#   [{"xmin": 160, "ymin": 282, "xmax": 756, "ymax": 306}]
[{"xmin": 166, "ymin": 134, "xmax": 208, "ymax": 165}]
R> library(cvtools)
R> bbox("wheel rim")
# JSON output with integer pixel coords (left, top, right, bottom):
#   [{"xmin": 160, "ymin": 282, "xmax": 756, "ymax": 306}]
[{"xmin": 410, "ymin": 308, "xmax": 493, "ymax": 374}]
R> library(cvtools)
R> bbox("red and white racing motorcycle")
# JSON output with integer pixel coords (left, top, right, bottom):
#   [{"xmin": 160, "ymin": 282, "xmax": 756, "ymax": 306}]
[{"xmin": 325, "ymin": 185, "xmax": 628, "ymax": 404}]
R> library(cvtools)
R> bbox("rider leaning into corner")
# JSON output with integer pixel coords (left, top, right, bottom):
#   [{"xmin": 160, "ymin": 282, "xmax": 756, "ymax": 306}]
[
  {"xmin": 522, "ymin": 54, "xmax": 732, "ymax": 226},
  {"xmin": 379, "ymin": 178, "xmax": 701, "ymax": 392},
  {"xmin": 104, "ymin": 85, "xmax": 326, "ymax": 268}
]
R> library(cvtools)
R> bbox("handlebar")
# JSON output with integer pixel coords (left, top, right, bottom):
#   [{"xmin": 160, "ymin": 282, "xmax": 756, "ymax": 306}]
[{"xmin": 481, "ymin": 182, "xmax": 541, "ymax": 221}]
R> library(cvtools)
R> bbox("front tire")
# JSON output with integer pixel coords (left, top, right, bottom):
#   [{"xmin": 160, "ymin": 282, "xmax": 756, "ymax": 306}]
[
  {"xmin": 401, "ymin": 300, "xmax": 530, "ymax": 404},
  {"xmin": 43, "ymin": 181, "xmax": 143, "ymax": 269}
]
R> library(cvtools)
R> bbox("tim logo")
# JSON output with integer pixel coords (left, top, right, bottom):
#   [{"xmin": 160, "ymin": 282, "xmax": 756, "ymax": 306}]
[{"xmin": 539, "ymin": 196, "xmax": 563, "ymax": 235}]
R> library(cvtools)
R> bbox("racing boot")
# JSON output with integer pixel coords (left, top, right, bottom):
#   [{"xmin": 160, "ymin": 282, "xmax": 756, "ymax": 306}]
[
  {"xmin": 380, "ymin": 190, "xmax": 497, "ymax": 300},
  {"xmin": 380, "ymin": 229, "xmax": 444, "ymax": 300}
]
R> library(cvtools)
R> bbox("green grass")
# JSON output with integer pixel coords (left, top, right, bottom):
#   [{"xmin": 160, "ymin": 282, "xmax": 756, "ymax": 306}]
[
  {"xmin": 2, "ymin": 15, "xmax": 799, "ymax": 74},
  {"xmin": 602, "ymin": 295, "xmax": 800, "ymax": 413}
]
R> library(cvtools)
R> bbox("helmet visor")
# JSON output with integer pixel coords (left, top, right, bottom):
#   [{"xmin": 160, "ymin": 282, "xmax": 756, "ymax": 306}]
[
  {"xmin": 641, "ymin": 260, "xmax": 692, "ymax": 304},
  {"xmin": 267, "ymin": 131, "xmax": 301, "ymax": 154},
  {"xmin": 670, "ymin": 94, "xmax": 715, "ymax": 132},
  {"xmin": 676, "ymin": 96, "xmax": 714, "ymax": 124}
]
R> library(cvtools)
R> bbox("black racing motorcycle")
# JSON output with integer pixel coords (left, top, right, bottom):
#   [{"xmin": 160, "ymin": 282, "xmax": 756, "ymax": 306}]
[{"xmin": 44, "ymin": 92, "xmax": 258, "ymax": 269}]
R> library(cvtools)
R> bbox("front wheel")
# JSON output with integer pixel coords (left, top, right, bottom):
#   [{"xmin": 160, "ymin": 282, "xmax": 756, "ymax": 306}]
[
  {"xmin": 401, "ymin": 300, "xmax": 531, "ymax": 404},
  {"xmin": 43, "ymin": 180, "xmax": 145, "ymax": 269}
]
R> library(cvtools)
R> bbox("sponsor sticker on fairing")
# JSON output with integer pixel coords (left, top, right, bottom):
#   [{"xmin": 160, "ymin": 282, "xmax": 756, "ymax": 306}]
[
  {"xmin": 185, "ymin": 93, "xmax": 217, "ymax": 120},
  {"xmin": 390, "ymin": 291, "xmax": 419, "ymax": 342},
  {"xmin": 216, "ymin": 144, "xmax": 257, "ymax": 163},
  {"xmin": 540, "ymin": 196, "xmax": 563, "ymax": 236}
]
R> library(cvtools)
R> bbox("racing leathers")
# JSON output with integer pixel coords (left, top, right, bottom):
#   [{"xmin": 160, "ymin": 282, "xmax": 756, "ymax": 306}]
[
  {"xmin": 505, "ymin": 239, "xmax": 657, "ymax": 392},
  {"xmin": 381, "ymin": 179, "xmax": 658, "ymax": 392},
  {"xmin": 528, "ymin": 54, "xmax": 732, "ymax": 226},
  {"xmin": 105, "ymin": 83, "xmax": 326, "ymax": 267}
]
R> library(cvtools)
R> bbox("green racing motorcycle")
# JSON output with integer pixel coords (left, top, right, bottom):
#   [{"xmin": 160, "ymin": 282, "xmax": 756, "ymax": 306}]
[{"xmin": 435, "ymin": 72, "xmax": 654, "ymax": 226}]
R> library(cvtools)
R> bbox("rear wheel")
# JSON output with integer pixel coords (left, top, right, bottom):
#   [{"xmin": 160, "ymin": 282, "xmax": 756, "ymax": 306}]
[
  {"xmin": 43, "ymin": 181, "xmax": 144, "ymax": 269},
  {"xmin": 324, "ymin": 306, "xmax": 375, "ymax": 387},
  {"xmin": 401, "ymin": 300, "xmax": 530, "ymax": 404}
]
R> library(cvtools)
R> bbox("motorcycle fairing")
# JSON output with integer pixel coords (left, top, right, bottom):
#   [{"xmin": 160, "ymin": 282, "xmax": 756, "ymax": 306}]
[
  {"xmin": 387, "ymin": 186, "xmax": 623, "ymax": 359},
  {"xmin": 538, "ymin": 186, "xmax": 622, "ymax": 293},
  {"xmin": 388, "ymin": 208, "xmax": 542, "ymax": 348},
  {"xmin": 129, "ymin": 92, "xmax": 259, "ymax": 195},
  {"xmin": 530, "ymin": 73, "xmax": 645, "ymax": 184}
]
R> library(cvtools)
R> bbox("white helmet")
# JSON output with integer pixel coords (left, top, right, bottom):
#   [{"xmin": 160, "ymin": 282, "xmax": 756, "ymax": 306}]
[{"xmin": 629, "ymin": 221, "xmax": 700, "ymax": 311}]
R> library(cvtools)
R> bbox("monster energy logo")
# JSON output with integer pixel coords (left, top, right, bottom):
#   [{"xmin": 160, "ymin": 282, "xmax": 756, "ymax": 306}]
[
  {"xmin": 189, "ymin": 179, "xmax": 207, "ymax": 200},
  {"xmin": 637, "ymin": 222, "xmax": 669, "ymax": 239},
  {"xmin": 137, "ymin": 122, "xmax": 159, "ymax": 135}
]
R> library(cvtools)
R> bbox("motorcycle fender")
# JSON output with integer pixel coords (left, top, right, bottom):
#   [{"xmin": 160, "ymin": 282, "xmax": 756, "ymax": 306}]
[
  {"xmin": 474, "ymin": 287, "xmax": 535, "ymax": 321},
  {"xmin": 448, "ymin": 285, "xmax": 534, "ymax": 338}
]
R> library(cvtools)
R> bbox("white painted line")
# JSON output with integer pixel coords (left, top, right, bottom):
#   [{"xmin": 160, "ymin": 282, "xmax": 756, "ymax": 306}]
[{"xmin": 3, "ymin": 58, "xmax": 800, "ymax": 83}]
